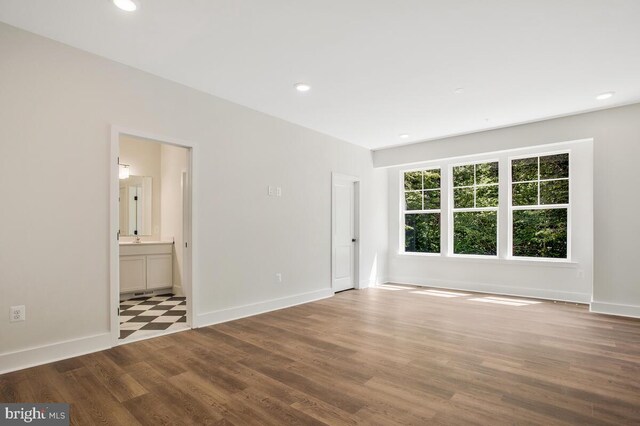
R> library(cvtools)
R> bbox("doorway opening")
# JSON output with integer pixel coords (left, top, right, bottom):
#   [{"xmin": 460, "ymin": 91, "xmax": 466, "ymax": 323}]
[
  {"xmin": 332, "ymin": 173, "xmax": 360, "ymax": 292},
  {"xmin": 110, "ymin": 128, "xmax": 194, "ymax": 345}
]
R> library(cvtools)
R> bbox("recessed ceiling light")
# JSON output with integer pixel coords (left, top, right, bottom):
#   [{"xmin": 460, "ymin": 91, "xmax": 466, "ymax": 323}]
[
  {"xmin": 113, "ymin": 0, "xmax": 138, "ymax": 12},
  {"xmin": 399, "ymin": 134, "xmax": 410, "ymax": 139},
  {"xmin": 294, "ymin": 83, "xmax": 311, "ymax": 92},
  {"xmin": 454, "ymin": 87, "xmax": 464, "ymax": 94},
  {"xmin": 595, "ymin": 91, "xmax": 615, "ymax": 100}
]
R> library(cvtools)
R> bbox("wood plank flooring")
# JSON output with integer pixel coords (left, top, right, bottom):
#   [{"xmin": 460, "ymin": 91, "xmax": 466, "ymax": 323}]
[{"xmin": 2, "ymin": 285, "xmax": 640, "ymax": 425}]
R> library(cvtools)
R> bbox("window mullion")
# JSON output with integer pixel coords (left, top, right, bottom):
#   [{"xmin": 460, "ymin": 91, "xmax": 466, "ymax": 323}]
[{"xmin": 537, "ymin": 156, "xmax": 541, "ymax": 205}]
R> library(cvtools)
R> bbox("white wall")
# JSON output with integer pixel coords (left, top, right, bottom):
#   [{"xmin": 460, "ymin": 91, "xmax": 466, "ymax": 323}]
[
  {"xmin": 119, "ymin": 135, "xmax": 162, "ymax": 241},
  {"xmin": 0, "ymin": 23, "xmax": 387, "ymax": 372},
  {"xmin": 160, "ymin": 144, "xmax": 188, "ymax": 295},
  {"xmin": 385, "ymin": 140, "xmax": 593, "ymax": 303},
  {"xmin": 374, "ymin": 102, "xmax": 640, "ymax": 317},
  {"xmin": 365, "ymin": 169, "xmax": 389, "ymax": 287}
]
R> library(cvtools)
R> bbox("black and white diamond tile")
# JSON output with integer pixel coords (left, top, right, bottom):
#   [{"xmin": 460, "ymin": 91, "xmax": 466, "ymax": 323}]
[{"xmin": 119, "ymin": 295, "xmax": 187, "ymax": 340}]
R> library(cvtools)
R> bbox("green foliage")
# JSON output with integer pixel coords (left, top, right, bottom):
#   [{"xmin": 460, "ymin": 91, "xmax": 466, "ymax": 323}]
[
  {"xmin": 424, "ymin": 190, "xmax": 441, "ymax": 210},
  {"xmin": 454, "ymin": 187, "xmax": 474, "ymax": 208},
  {"xmin": 476, "ymin": 185, "xmax": 498, "ymax": 207},
  {"xmin": 512, "ymin": 154, "xmax": 569, "ymax": 207},
  {"xmin": 405, "ymin": 213, "xmax": 441, "ymax": 253},
  {"xmin": 453, "ymin": 162, "xmax": 499, "ymax": 209},
  {"xmin": 513, "ymin": 209, "xmax": 567, "ymax": 258},
  {"xmin": 405, "ymin": 169, "xmax": 441, "ymax": 212},
  {"xmin": 540, "ymin": 154, "xmax": 569, "ymax": 179},
  {"xmin": 405, "ymin": 169, "xmax": 441, "ymax": 191},
  {"xmin": 512, "ymin": 157, "xmax": 538, "ymax": 182},
  {"xmin": 512, "ymin": 182, "xmax": 538, "ymax": 206},
  {"xmin": 476, "ymin": 162, "xmax": 499, "ymax": 185},
  {"xmin": 423, "ymin": 170, "xmax": 441, "ymax": 189},
  {"xmin": 540, "ymin": 180, "xmax": 569, "ymax": 204},
  {"xmin": 405, "ymin": 191, "xmax": 422, "ymax": 210},
  {"xmin": 452, "ymin": 162, "xmax": 499, "ymax": 254},
  {"xmin": 404, "ymin": 158, "xmax": 568, "ymax": 259},
  {"xmin": 453, "ymin": 211, "xmax": 497, "ymax": 255},
  {"xmin": 510, "ymin": 155, "xmax": 569, "ymax": 258},
  {"xmin": 453, "ymin": 165, "xmax": 474, "ymax": 187},
  {"xmin": 404, "ymin": 171, "xmax": 422, "ymax": 190}
]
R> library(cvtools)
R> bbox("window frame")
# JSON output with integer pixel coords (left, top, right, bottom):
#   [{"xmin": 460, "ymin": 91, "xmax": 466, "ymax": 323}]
[
  {"xmin": 400, "ymin": 166, "xmax": 442, "ymax": 256},
  {"xmin": 448, "ymin": 159, "xmax": 500, "ymax": 258},
  {"xmin": 507, "ymin": 150, "xmax": 572, "ymax": 261},
  {"xmin": 397, "ymin": 144, "xmax": 581, "ymax": 266}
]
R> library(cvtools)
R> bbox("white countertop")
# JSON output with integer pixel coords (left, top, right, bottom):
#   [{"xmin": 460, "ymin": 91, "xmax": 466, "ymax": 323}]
[{"xmin": 119, "ymin": 241, "xmax": 173, "ymax": 246}]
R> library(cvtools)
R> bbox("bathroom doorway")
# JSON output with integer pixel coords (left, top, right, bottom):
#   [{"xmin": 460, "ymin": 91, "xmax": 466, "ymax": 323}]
[{"xmin": 109, "ymin": 127, "xmax": 195, "ymax": 345}]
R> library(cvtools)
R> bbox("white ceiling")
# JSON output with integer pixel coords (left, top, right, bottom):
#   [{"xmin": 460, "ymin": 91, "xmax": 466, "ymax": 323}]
[{"xmin": 1, "ymin": 1, "xmax": 639, "ymax": 150}]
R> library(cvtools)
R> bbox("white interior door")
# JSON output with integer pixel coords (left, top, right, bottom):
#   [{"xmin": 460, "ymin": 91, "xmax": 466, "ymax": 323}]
[{"xmin": 333, "ymin": 177, "xmax": 357, "ymax": 292}]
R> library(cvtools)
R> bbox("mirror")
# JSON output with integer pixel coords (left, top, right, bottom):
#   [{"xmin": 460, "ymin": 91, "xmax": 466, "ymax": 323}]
[{"xmin": 119, "ymin": 176, "xmax": 153, "ymax": 236}]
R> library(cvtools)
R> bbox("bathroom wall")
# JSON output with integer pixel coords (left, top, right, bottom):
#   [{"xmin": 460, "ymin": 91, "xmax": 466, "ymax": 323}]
[
  {"xmin": 160, "ymin": 144, "xmax": 188, "ymax": 296},
  {"xmin": 119, "ymin": 135, "xmax": 162, "ymax": 241}
]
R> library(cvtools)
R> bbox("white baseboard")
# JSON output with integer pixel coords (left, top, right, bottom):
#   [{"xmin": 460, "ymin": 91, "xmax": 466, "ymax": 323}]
[
  {"xmin": 0, "ymin": 332, "xmax": 112, "ymax": 375},
  {"xmin": 0, "ymin": 289, "xmax": 333, "ymax": 375},
  {"xmin": 386, "ymin": 277, "xmax": 591, "ymax": 304},
  {"xmin": 196, "ymin": 288, "xmax": 333, "ymax": 328},
  {"xmin": 590, "ymin": 301, "xmax": 640, "ymax": 319}
]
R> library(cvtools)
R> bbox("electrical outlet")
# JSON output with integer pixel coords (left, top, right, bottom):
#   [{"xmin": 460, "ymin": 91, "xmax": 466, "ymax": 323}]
[
  {"xmin": 10, "ymin": 305, "xmax": 25, "ymax": 322},
  {"xmin": 268, "ymin": 186, "xmax": 274, "ymax": 196},
  {"xmin": 276, "ymin": 187, "xmax": 282, "ymax": 197},
  {"xmin": 275, "ymin": 273, "xmax": 282, "ymax": 283},
  {"xmin": 577, "ymin": 269, "xmax": 584, "ymax": 278}
]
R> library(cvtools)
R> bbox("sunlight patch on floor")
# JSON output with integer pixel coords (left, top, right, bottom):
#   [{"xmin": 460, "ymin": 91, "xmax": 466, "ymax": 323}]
[
  {"xmin": 468, "ymin": 296, "xmax": 542, "ymax": 307},
  {"xmin": 377, "ymin": 284, "xmax": 412, "ymax": 291},
  {"xmin": 410, "ymin": 289, "xmax": 471, "ymax": 298}
]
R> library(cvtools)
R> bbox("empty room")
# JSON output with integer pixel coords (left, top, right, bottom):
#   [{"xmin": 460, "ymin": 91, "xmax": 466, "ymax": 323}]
[{"xmin": 1, "ymin": 1, "xmax": 639, "ymax": 425}]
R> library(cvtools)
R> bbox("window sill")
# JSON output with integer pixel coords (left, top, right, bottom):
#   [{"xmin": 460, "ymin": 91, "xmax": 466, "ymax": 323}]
[{"xmin": 397, "ymin": 252, "xmax": 579, "ymax": 268}]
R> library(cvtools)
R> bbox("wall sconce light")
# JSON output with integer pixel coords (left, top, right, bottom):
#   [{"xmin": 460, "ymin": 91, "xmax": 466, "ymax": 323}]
[{"xmin": 119, "ymin": 164, "xmax": 130, "ymax": 180}]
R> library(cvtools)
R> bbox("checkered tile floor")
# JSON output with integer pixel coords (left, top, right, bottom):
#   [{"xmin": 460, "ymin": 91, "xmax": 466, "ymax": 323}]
[{"xmin": 119, "ymin": 295, "xmax": 187, "ymax": 340}]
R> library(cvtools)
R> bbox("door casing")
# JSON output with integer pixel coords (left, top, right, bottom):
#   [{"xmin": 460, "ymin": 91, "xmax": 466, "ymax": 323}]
[{"xmin": 109, "ymin": 126, "xmax": 197, "ymax": 346}]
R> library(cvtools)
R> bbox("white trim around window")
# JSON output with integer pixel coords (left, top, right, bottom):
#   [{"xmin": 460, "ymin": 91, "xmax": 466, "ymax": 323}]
[
  {"xmin": 507, "ymin": 149, "xmax": 572, "ymax": 261},
  {"xmin": 400, "ymin": 166, "xmax": 443, "ymax": 256},
  {"xmin": 448, "ymin": 158, "xmax": 500, "ymax": 258},
  {"xmin": 397, "ymin": 142, "xmax": 584, "ymax": 265}
]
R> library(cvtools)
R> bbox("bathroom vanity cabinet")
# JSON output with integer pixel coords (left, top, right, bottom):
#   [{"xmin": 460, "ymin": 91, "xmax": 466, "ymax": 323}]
[{"xmin": 119, "ymin": 242, "xmax": 173, "ymax": 293}]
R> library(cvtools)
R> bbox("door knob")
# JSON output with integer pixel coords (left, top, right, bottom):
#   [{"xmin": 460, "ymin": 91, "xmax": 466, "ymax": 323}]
[{"xmin": 352, "ymin": 238, "xmax": 357, "ymax": 242}]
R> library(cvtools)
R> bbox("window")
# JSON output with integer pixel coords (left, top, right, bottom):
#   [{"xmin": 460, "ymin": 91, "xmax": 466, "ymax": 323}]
[
  {"xmin": 510, "ymin": 153, "xmax": 569, "ymax": 259},
  {"xmin": 451, "ymin": 161, "xmax": 499, "ymax": 256},
  {"xmin": 403, "ymin": 168, "xmax": 441, "ymax": 253},
  {"xmin": 399, "ymin": 145, "xmax": 580, "ymax": 263}
]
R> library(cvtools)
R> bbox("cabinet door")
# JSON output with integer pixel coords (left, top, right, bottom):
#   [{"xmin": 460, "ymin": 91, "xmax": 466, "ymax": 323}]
[
  {"xmin": 120, "ymin": 256, "xmax": 146, "ymax": 293},
  {"xmin": 146, "ymin": 254, "xmax": 173, "ymax": 290}
]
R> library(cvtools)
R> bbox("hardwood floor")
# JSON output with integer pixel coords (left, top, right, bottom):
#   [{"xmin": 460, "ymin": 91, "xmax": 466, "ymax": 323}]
[{"xmin": 2, "ymin": 285, "xmax": 640, "ymax": 425}]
